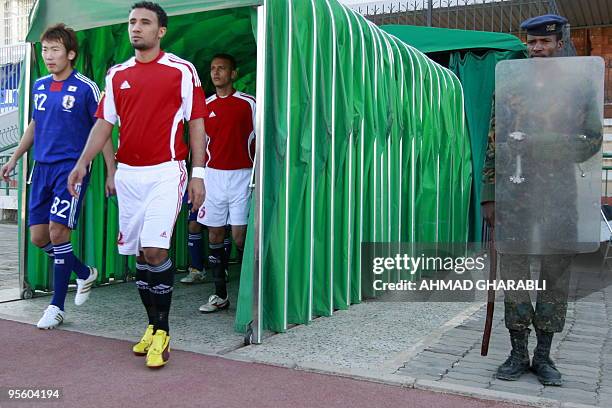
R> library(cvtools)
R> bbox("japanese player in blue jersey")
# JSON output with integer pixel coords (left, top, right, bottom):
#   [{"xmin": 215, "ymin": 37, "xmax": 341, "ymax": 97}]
[{"xmin": 1, "ymin": 24, "xmax": 116, "ymax": 330}]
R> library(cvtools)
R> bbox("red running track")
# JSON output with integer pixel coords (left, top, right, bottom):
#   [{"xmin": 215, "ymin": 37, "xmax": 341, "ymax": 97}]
[{"xmin": 0, "ymin": 319, "xmax": 525, "ymax": 408}]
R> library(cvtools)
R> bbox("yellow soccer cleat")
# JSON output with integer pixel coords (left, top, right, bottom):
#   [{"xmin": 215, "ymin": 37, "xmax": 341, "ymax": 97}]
[
  {"xmin": 146, "ymin": 329, "xmax": 170, "ymax": 368},
  {"xmin": 132, "ymin": 324, "xmax": 155, "ymax": 356}
]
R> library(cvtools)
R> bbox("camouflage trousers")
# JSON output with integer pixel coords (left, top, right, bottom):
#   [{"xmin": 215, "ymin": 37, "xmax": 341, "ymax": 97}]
[{"xmin": 499, "ymin": 254, "xmax": 572, "ymax": 333}]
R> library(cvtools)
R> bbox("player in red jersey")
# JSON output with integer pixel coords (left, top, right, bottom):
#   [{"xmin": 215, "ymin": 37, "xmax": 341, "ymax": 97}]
[
  {"xmin": 196, "ymin": 54, "xmax": 255, "ymax": 314},
  {"xmin": 68, "ymin": 1, "xmax": 207, "ymax": 369}
]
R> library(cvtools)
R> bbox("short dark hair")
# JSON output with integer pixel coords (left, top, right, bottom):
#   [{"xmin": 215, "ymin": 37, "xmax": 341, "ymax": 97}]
[
  {"xmin": 131, "ymin": 2, "xmax": 168, "ymax": 27},
  {"xmin": 40, "ymin": 23, "xmax": 79, "ymax": 67},
  {"xmin": 211, "ymin": 53, "xmax": 237, "ymax": 71}
]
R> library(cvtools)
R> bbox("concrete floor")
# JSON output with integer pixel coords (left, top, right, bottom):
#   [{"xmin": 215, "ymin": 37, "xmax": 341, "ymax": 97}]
[
  {"xmin": 0, "ymin": 222, "xmax": 19, "ymax": 302},
  {"xmin": 0, "ymin": 274, "xmax": 247, "ymax": 355}
]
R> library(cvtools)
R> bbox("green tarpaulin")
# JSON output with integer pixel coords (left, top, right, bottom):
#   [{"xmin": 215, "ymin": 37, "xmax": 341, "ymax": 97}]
[
  {"xmin": 381, "ymin": 25, "xmax": 526, "ymax": 241},
  {"xmin": 448, "ymin": 50, "xmax": 526, "ymax": 241},
  {"xmin": 235, "ymin": 1, "xmax": 471, "ymax": 334},
  {"xmin": 26, "ymin": 0, "xmax": 262, "ymax": 42},
  {"xmin": 381, "ymin": 25, "xmax": 526, "ymax": 54},
  {"xmin": 20, "ymin": 0, "xmax": 473, "ymax": 336}
]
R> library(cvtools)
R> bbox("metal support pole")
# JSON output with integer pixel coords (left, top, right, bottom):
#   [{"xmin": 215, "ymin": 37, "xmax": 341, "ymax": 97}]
[
  {"xmin": 18, "ymin": 44, "xmax": 32, "ymax": 299},
  {"xmin": 427, "ymin": 0, "xmax": 433, "ymax": 26},
  {"xmin": 244, "ymin": 4, "xmax": 267, "ymax": 346}
]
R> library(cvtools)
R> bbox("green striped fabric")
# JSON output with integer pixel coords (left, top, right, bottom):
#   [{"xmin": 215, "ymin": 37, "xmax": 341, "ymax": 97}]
[
  {"xmin": 234, "ymin": 0, "xmax": 472, "ymax": 334},
  {"xmin": 20, "ymin": 1, "xmax": 472, "ymax": 336}
]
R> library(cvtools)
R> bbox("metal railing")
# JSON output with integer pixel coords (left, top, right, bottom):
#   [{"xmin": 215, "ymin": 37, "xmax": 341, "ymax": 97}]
[
  {"xmin": 1, "ymin": 0, "xmax": 35, "ymax": 45},
  {"xmin": 352, "ymin": 0, "xmax": 556, "ymax": 32},
  {"xmin": 606, "ymin": 56, "xmax": 612, "ymax": 110},
  {"xmin": 0, "ymin": 122, "xmax": 19, "ymax": 148},
  {"xmin": 0, "ymin": 113, "xmax": 19, "ymax": 195},
  {"xmin": 0, "ymin": 153, "xmax": 17, "ymax": 195},
  {"xmin": 604, "ymin": 153, "xmax": 612, "ymax": 201},
  {"xmin": 352, "ymin": 1, "xmax": 612, "ymax": 111},
  {"xmin": 0, "ymin": 43, "xmax": 27, "ymax": 115}
]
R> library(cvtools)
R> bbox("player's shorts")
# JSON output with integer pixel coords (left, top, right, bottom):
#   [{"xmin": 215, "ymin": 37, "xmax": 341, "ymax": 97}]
[
  {"xmin": 28, "ymin": 160, "xmax": 90, "ymax": 229},
  {"xmin": 115, "ymin": 160, "xmax": 188, "ymax": 255},
  {"xmin": 197, "ymin": 167, "xmax": 252, "ymax": 227},
  {"xmin": 182, "ymin": 190, "xmax": 198, "ymax": 222}
]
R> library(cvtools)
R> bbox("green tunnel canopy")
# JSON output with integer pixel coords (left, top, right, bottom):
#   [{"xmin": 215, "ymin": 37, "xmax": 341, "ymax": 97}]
[
  {"xmin": 381, "ymin": 24, "xmax": 526, "ymax": 54},
  {"xmin": 382, "ymin": 24, "xmax": 526, "ymax": 242},
  {"xmin": 26, "ymin": 0, "xmax": 262, "ymax": 42},
  {"xmin": 20, "ymin": 0, "xmax": 473, "ymax": 337}
]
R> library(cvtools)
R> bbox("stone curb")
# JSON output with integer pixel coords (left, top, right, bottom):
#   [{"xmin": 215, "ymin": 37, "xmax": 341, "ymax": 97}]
[
  {"xmin": 227, "ymin": 355, "xmax": 603, "ymax": 408},
  {"xmin": 222, "ymin": 352, "xmax": 298, "ymax": 369},
  {"xmin": 559, "ymin": 403, "xmax": 599, "ymax": 408},
  {"xmin": 415, "ymin": 379, "xmax": 561, "ymax": 407},
  {"xmin": 295, "ymin": 361, "xmax": 416, "ymax": 388}
]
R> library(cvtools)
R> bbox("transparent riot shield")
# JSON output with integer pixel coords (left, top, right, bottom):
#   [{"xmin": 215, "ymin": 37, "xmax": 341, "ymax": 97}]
[{"xmin": 495, "ymin": 57, "xmax": 604, "ymax": 255}]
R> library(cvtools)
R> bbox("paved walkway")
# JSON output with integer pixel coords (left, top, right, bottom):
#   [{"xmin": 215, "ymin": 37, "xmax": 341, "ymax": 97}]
[
  {"xmin": 395, "ymin": 254, "xmax": 612, "ymax": 407},
  {"xmin": 0, "ymin": 222, "xmax": 19, "ymax": 302}
]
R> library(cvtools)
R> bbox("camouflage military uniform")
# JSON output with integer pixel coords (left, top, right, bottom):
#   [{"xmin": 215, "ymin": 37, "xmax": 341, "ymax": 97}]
[
  {"xmin": 481, "ymin": 79, "xmax": 601, "ymax": 333},
  {"xmin": 489, "ymin": 14, "xmax": 603, "ymax": 386},
  {"xmin": 481, "ymin": 97, "xmax": 496, "ymax": 203}
]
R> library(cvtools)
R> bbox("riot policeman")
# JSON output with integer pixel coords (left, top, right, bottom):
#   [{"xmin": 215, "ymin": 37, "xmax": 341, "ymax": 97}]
[{"xmin": 481, "ymin": 14, "xmax": 603, "ymax": 386}]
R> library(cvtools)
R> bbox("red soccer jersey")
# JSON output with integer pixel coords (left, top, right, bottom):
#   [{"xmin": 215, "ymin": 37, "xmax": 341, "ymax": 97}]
[
  {"xmin": 204, "ymin": 91, "xmax": 256, "ymax": 170},
  {"xmin": 96, "ymin": 51, "xmax": 207, "ymax": 166}
]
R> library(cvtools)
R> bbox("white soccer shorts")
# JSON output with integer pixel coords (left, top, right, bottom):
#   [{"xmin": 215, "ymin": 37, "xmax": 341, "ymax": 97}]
[
  {"xmin": 197, "ymin": 167, "xmax": 252, "ymax": 227},
  {"xmin": 115, "ymin": 161, "xmax": 188, "ymax": 255}
]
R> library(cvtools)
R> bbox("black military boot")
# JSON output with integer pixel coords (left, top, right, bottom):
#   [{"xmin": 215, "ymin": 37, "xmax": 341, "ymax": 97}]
[
  {"xmin": 531, "ymin": 330, "xmax": 563, "ymax": 386},
  {"xmin": 496, "ymin": 329, "xmax": 531, "ymax": 381}
]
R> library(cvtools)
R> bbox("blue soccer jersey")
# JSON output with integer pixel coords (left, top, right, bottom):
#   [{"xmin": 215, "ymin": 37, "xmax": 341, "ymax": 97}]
[{"xmin": 31, "ymin": 70, "xmax": 100, "ymax": 163}]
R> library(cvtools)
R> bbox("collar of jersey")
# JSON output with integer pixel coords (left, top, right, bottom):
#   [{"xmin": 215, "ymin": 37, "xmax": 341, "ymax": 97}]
[
  {"xmin": 216, "ymin": 89, "xmax": 237, "ymax": 99},
  {"xmin": 51, "ymin": 69, "xmax": 77, "ymax": 83},
  {"xmin": 135, "ymin": 50, "xmax": 165, "ymax": 65}
]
